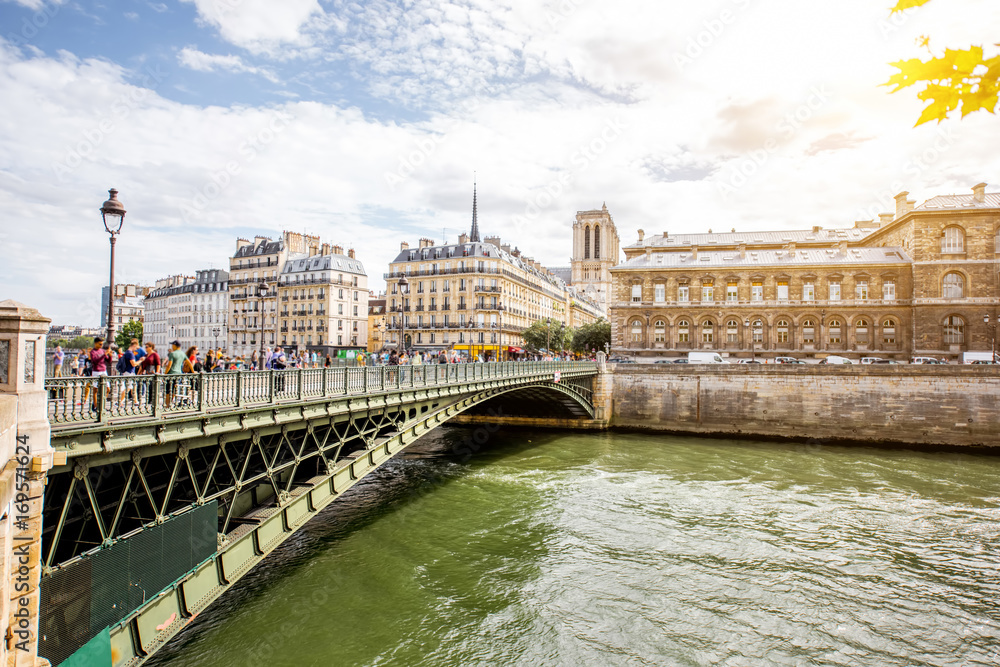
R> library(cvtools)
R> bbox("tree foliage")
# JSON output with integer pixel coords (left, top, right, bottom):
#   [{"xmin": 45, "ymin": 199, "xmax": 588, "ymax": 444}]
[
  {"xmin": 114, "ymin": 320, "xmax": 143, "ymax": 350},
  {"xmin": 883, "ymin": 0, "xmax": 1000, "ymax": 125},
  {"xmin": 48, "ymin": 336, "xmax": 96, "ymax": 350},
  {"xmin": 521, "ymin": 319, "xmax": 571, "ymax": 352},
  {"xmin": 571, "ymin": 319, "xmax": 611, "ymax": 353}
]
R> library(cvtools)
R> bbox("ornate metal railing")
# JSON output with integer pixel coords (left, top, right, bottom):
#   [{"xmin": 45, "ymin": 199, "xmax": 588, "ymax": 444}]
[{"xmin": 45, "ymin": 361, "xmax": 597, "ymax": 427}]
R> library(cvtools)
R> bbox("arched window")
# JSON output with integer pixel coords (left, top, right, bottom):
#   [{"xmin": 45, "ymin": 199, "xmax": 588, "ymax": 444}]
[
  {"xmin": 594, "ymin": 224, "xmax": 601, "ymax": 259},
  {"xmin": 944, "ymin": 316, "xmax": 965, "ymax": 344},
  {"xmin": 654, "ymin": 320, "xmax": 666, "ymax": 342},
  {"xmin": 855, "ymin": 318, "xmax": 869, "ymax": 345},
  {"xmin": 829, "ymin": 319, "xmax": 842, "ymax": 344},
  {"xmin": 678, "ymin": 320, "xmax": 690, "ymax": 343},
  {"xmin": 882, "ymin": 319, "xmax": 896, "ymax": 345},
  {"xmin": 727, "ymin": 319, "xmax": 739, "ymax": 343},
  {"xmin": 584, "ymin": 226, "xmax": 591, "ymax": 259},
  {"xmin": 942, "ymin": 272, "xmax": 965, "ymax": 299},
  {"xmin": 752, "ymin": 319, "xmax": 763, "ymax": 343},
  {"xmin": 801, "ymin": 319, "xmax": 815, "ymax": 344},
  {"xmin": 776, "ymin": 319, "xmax": 789, "ymax": 343},
  {"xmin": 702, "ymin": 321, "xmax": 714, "ymax": 343},
  {"xmin": 630, "ymin": 319, "xmax": 643, "ymax": 343},
  {"xmin": 995, "ymin": 228, "xmax": 1000, "ymax": 253},
  {"xmin": 941, "ymin": 226, "xmax": 965, "ymax": 253}
]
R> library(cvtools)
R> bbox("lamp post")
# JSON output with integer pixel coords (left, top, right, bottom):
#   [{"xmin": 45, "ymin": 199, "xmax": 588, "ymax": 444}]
[
  {"xmin": 744, "ymin": 318, "xmax": 756, "ymax": 362},
  {"xmin": 398, "ymin": 276, "xmax": 409, "ymax": 354},
  {"xmin": 100, "ymin": 189, "xmax": 126, "ymax": 346},
  {"xmin": 257, "ymin": 279, "xmax": 269, "ymax": 369},
  {"xmin": 498, "ymin": 302, "xmax": 505, "ymax": 362},
  {"xmin": 984, "ymin": 314, "xmax": 997, "ymax": 361},
  {"xmin": 212, "ymin": 326, "xmax": 221, "ymax": 353}
]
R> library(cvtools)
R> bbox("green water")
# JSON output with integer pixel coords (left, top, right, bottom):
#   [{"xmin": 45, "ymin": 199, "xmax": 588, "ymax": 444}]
[{"xmin": 148, "ymin": 428, "xmax": 1000, "ymax": 666}]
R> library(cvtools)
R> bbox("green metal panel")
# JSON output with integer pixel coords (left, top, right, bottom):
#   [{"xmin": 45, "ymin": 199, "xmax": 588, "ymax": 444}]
[
  {"xmin": 181, "ymin": 560, "xmax": 220, "ymax": 615},
  {"xmin": 62, "ymin": 626, "xmax": 111, "ymax": 667},
  {"xmin": 135, "ymin": 589, "xmax": 183, "ymax": 654},
  {"xmin": 256, "ymin": 515, "xmax": 284, "ymax": 553},
  {"xmin": 284, "ymin": 495, "xmax": 308, "ymax": 528},
  {"xmin": 109, "ymin": 624, "xmax": 137, "ymax": 667},
  {"xmin": 220, "ymin": 536, "xmax": 255, "ymax": 583}
]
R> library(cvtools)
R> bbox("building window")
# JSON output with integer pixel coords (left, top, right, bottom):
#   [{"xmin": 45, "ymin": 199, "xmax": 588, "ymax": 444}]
[
  {"xmin": 654, "ymin": 284, "xmax": 665, "ymax": 303},
  {"xmin": 802, "ymin": 319, "xmax": 815, "ymax": 344},
  {"xmin": 883, "ymin": 280, "xmax": 896, "ymax": 301},
  {"xmin": 995, "ymin": 228, "xmax": 1000, "ymax": 253},
  {"xmin": 631, "ymin": 284, "xmax": 642, "ymax": 303},
  {"xmin": 856, "ymin": 319, "xmax": 869, "ymax": 344},
  {"xmin": 855, "ymin": 280, "xmax": 869, "ymax": 300},
  {"xmin": 702, "ymin": 321, "xmax": 714, "ymax": 343},
  {"xmin": 726, "ymin": 320, "xmax": 738, "ymax": 343},
  {"xmin": 751, "ymin": 281, "xmax": 763, "ymax": 301},
  {"xmin": 630, "ymin": 320, "xmax": 643, "ymax": 343},
  {"xmin": 594, "ymin": 224, "xmax": 601, "ymax": 259},
  {"xmin": 942, "ymin": 272, "xmax": 964, "ymax": 298},
  {"xmin": 944, "ymin": 316, "xmax": 965, "ymax": 344},
  {"xmin": 727, "ymin": 282, "xmax": 738, "ymax": 302},
  {"xmin": 678, "ymin": 285, "xmax": 690, "ymax": 302},
  {"xmin": 678, "ymin": 320, "xmax": 689, "ymax": 343},
  {"xmin": 882, "ymin": 319, "xmax": 896, "ymax": 345},
  {"xmin": 776, "ymin": 320, "xmax": 789, "ymax": 343},
  {"xmin": 828, "ymin": 319, "xmax": 842, "ymax": 344},
  {"xmin": 941, "ymin": 226, "xmax": 965, "ymax": 253},
  {"xmin": 702, "ymin": 284, "xmax": 714, "ymax": 302},
  {"xmin": 752, "ymin": 320, "xmax": 763, "ymax": 343},
  {"xmin": 829, "ymin": 282, "xmax": 841, "ymax": 301},
  {"xmin": 654, "ymin": 320, "xmax": 666, "ymax": 342},
  {"xmin": 584, "ymin": 226, "xmax": 591, "ymax": 259},
  {"xmin": 777, "ymin": 281, "xmax": 789, "ymax": 301}
]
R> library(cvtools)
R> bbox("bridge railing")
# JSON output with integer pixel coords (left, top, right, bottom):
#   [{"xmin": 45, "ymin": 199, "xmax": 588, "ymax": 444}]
[{"xmin": 45, "ymin": 361, "xmax": 597, "ymax": 426}]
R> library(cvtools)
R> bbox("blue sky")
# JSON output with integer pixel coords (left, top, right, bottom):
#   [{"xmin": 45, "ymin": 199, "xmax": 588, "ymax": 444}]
[{"xmin": 1, "ymin": 0, "xmax": 999, "ymax": 325}]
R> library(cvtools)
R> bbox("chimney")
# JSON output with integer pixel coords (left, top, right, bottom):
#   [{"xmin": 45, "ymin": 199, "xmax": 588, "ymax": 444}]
[
  {"xmin": 484, "ymin": 235, "xmax": 502, "ymax": 249},
  {"xmin": 739, "ymin": 242, "xmax": 747, "ymax": 259},
  {"xmin": 308, "ymin": 245, "xmax": 318, "ymax": 257},
  {"xmin": 321, "ymin": 243, "xmax": 330, "ymax": 255},
  {"xmin": 236, "ymin": 237, "xmax": 251, "ymax": 251},
  {"xmin": 973, "ymin": 182, "xmax": 987, "ymax": 203},
  {"xmin": 254, "ymin": 235, "xmax": 268, "ymax": 247},
  {"xmin": 690, "ymin": 245, "xmax": 698, "ymax": 260},
  {"xmin": 458, "ymin": 233, "xmax": 469, "ymax": 245},
  {"xmin": 332, "ymin": 244, "xmax": 344, "ymax": 255},
  {"xmin": 419, "ymin": 237, "xmax": 434, "ymax": 249},
  {"xmin": 878, "ymin": 213, "xmax": 894, "ymax": 227},
  {"xmin": 501, "ymin": 243, "xmax": 511, "ymax": 254},
  {"xmin": 348, "ymin": 248, "xmax": 355, "ymax": 259},
  {"xmin": 400, "ymin": 241, "xmax": 410, "ymax": 251},
  {"xmin": 894, "ymin": 191, "xmax": 910, "ymax": 219},
  {"xmin": 811, "ymin": 225, "xmax": 822, "ymax": 233},
  {"xmin": 637, "ymin": 229, "xmax": 644, "ymax": 243}
]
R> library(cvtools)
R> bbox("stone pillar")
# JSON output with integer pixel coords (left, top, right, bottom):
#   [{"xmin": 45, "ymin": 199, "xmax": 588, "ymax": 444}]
[
  {"xmin": 591, "ymin": 359, "xmax": 613, "ymax": 426},
  {"xmin": 0, "ymin": 301, "xmax": 56, "ymax": 667}
]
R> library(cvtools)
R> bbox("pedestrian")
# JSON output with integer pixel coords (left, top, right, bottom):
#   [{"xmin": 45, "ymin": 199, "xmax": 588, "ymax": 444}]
[
  {"xmin": 52, "ymin": 345, "xmax": 64, "ymax": 377},
  {"xmin": 69, "ymin": 352, "xmax": 79, "ymax": 376},
  {"xmin": 163, "ymin": 340, "xmax": 186, "ymax": 406},
  {"xmin": 86, "ymin": 337, "xmax": 110, "ymax": 410},
  {"xmin": 140, "ymin": 342, "xmax": 161, "ymax": 374},
  {"xmin": 251, "ymin": 349, "xmax": 259, "ymax": 370},
  {"xmin": 325, "ymin": 354, "xmax": 332, "ymax": 367},
  {"xmin": 118, "ymin": 338, "xmax": 140, "ymax": 405}
]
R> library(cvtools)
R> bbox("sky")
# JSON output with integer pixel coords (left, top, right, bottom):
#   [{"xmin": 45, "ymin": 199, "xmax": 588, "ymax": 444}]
[{"xmin": 1, "ymin": 0, "xmax": 998, "ymax": 326}]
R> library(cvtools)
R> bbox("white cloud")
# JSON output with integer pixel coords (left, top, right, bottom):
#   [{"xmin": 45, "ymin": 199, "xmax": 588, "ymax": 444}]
[
  {"xmin": 177, "ymin": 46, "xmax": 279, "ymax": 82},
  {"xmin": 180, "ymin": 0, "xmax": 324, "ymax": 54}
]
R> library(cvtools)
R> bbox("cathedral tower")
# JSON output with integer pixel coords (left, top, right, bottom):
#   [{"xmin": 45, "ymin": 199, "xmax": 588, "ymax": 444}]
[{"xmin": 570, "ymin": 203, "xmax": 620, "ymax": 314}]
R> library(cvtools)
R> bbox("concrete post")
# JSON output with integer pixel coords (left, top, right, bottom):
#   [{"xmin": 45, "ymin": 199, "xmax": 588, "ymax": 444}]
[
  {"xmin": 592, "ymin": 353, "xmax": 613, "ymax": 426},
  {"xmin": 0, "ymin": 301, "xmax": 57, "ymax": 667}
]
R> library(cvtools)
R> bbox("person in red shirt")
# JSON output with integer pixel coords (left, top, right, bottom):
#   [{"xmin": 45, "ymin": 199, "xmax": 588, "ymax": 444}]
[
  {"xmin": 140, "ymin": 342, "xmax": 161, "ymax": 374},
  {"xmin": 86, "ymin": 337, "xmax": 110, "ymax": 411}
]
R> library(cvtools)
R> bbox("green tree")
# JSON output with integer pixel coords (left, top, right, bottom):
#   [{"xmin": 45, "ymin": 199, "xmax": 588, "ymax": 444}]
[
  {"xmin": 522, "ymin": 319, "xmax": 571, "ymax": 352},
  {"xmin": 571, "ymin": 319, "xmax": 611, "ymax": 353},
  {"xmin": 883, "ymin": 0, "xmax": 999, "ymax": 125},
  {"xmin": 70, "ymin": 336, "xmax": 96, "ymax": 350},
  {"xmin": 47, "ymin": 338, "xmax": 68, "ymax": 348},
  {"xmin": 114, "ymin": 320, "xmax": 143, "ymax": 350}
]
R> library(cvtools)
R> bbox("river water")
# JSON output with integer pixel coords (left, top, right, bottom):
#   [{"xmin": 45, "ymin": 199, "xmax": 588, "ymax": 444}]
[{"xmin": 149, "ymin": 427, "xmax": 1000, "ymax": 667}]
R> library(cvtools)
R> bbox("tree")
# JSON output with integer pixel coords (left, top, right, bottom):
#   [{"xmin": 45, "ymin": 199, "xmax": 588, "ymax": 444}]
[
  {"xmin": 571, "ymin": 319, "xmax": 611, "ymax": 353},
  {"xmin": 883, "ymin": 0, "xmax": 999, "ymax": 125},
  {"xmin": 521, "ymin": 319, "xmax": 571, "ymax": 352},
  {"xmin": 114, "ymin": 320, "xmax": 143, "ymax": 350}
]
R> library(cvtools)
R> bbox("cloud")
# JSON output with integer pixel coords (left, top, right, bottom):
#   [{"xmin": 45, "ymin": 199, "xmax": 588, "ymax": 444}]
[
  {"xmin": 180, "ymin": 0, "xmax": 324, "ymax": 54},
  {"xmin": 177, "ymin": 46, "xmax": 279, "ymax": 82},
  {"xmin": 805, "ymin": 132, "xmax": 874, "ymax": 156}
]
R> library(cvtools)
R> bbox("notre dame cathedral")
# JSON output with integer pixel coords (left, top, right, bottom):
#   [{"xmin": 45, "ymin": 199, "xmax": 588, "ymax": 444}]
[{"xmin": 568, "ymin": 203, "xmax": 620, "ymax": 314}]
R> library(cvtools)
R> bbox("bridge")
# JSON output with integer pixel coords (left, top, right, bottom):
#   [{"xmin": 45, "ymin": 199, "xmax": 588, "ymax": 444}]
[{"xmin": 37, "ymin": 361, "xmax": 603, "ymax": 666}]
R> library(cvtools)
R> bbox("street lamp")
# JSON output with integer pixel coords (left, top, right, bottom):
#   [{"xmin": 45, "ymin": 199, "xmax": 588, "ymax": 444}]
[
  {"xmin": 398, "ymin": 276, "xmax": 409, "ymax": 354},
  {"xmin": 257, "ymin": 279, "xmax": 269, "ymax": 369},
  {"xmin": 498, "ymin": 301, "xmax": 505, "ymax": 362},
  {"xmin": 984, "ymin": 314, "xmax": 997, "ymax": 361},
  {"xmin": 744, "ymin": 318, "xmax": 758, "ymax": 362},
  {"xmin": 100, "ymin": 188, "xmax": 126, "ymax": 346},
  {"xmin": 212, "ymin": 326, "xmax": 221, "ymax": 353}
]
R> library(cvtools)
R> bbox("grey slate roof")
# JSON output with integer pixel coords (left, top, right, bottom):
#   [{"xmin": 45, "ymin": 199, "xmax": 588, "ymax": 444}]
[
  {"xmin": 915, "ymin": 193, "xmax": 1000, "ymax": 211},
  {"xmin": 625, "ymin": 227, "xmax": 869, "ymax": 249},
  {"xmin": 234, "ymin": 238, "xmax": 283, "ymax": 257},
  {"xmin": 548, "ymin": 267, "xmax": 573, "ymax": 283},
  {"xmin": 614, "ymin": 247, "xmax": 912, "ymax": 270},
  {"xmin": 282, "ymin": 254, "xmax": 366, "ymax": 275}
]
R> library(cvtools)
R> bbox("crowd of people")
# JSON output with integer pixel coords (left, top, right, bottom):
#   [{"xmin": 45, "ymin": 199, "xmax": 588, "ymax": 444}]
[{"xmin": 51, "ymin": 338, "xmax": 590, "ymax": 379}]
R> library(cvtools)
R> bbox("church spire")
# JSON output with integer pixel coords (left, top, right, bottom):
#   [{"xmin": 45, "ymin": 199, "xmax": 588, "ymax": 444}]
[{"xmin": 470, "ymin": 178, "xmax": 481, "ymax": 242}]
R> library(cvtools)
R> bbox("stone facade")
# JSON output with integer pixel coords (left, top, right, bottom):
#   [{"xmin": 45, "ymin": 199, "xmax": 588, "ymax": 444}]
[
  {"xmin": 610, "ymin": 183, "xmax": 999, "ymax": 360},
  {"xmin": 569, "ymin": 204, "xmax": 621, "ymax": 314}
]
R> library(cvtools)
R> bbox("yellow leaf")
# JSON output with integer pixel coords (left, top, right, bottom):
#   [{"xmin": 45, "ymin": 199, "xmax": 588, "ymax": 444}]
[{"xmin": 890, "ymin": 0, "xmax": 933, "ymax": 14}]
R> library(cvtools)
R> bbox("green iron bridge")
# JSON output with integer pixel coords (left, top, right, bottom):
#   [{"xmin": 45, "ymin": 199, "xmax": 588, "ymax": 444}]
[{"xmin": 40, "ymin": 361, "xmax": 600, "ymax": 666}]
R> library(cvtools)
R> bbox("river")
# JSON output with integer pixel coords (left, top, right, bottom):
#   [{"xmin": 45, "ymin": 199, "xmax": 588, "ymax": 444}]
[{"xmin": 148, "ymin": 427, "xmax": 1000, "ymax": 666}]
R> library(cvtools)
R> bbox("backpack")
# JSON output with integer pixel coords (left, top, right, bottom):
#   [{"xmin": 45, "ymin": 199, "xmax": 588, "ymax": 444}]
[{"xmin": 116, "ymin": 354, "xmax": 129, "ymax": 374}]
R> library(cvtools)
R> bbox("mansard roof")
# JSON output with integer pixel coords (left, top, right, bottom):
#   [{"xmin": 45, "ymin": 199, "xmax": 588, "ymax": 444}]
[{"xmin": 613, "ymin": 246, "xmax": 911, "ymax": 271}]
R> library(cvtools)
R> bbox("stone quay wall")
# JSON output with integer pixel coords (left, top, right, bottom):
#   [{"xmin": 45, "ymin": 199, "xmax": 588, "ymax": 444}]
[{"xmin": 610, "ymin": 365, "xmax": 1000, "ymax": 447}]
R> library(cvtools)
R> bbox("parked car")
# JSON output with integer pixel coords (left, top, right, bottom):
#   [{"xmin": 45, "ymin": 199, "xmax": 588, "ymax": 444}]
[
  {"xmin": 774, "ymin": 357, "xmax": 806, "ymax": 364},
  {"xmin": 970, "ymin": 360, "xmax": 997, "ymax": 365},
  {"xmin": 818, "ymin": 355, "xmax": 853, "ymax": 364},
  {"xmin": 653, "ymin": 359, "xmax": 676, "ymax": 364},
  {"xmin": 860, "ymin": 357, "xmax": 884, "ymax": 364},
  {"xmin": 911, "ymin": 357, "xmax": 946, "ymax": 364},
  {"xmin": 871, "ymin": 359, "xmax": 901, "ymax": 364},
  {"xmin": 672, "ymin": 359, "xmax": 689, "ymax": 364},
  {"xmin": 962, "ymin": 352, "xmax": 998, "ymax": 364},
  {"xmin": 736, "ymin": 359, "xmax": 762, "ymax": 364}
]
